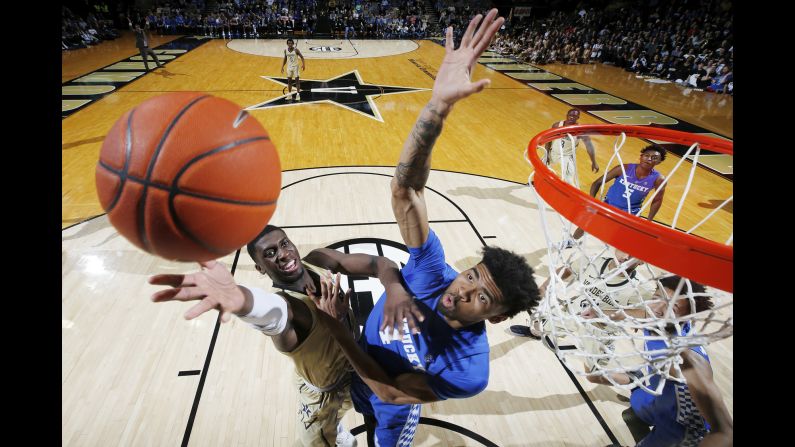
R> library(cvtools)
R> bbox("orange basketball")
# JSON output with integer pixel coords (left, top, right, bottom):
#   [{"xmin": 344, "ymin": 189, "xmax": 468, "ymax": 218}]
[{"xmin": 95, "ymin": 92, "xmax": 281, "ymax": 262}]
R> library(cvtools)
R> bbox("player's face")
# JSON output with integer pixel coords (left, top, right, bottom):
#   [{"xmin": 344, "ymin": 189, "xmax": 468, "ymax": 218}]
[
  {"xmin": 565, "ymin": 110, "xmax": 579, "ymax": 124},
  {"xmin": 253, "ymin": 230, "xmax": 304, "ymax": 283},
  {"xmin": 287, "ymin": 40, "xmax": 294, "ymax": 49},
  {"xmin": 438, "ymin": 263, "xmax": 507, "ymax": 326},
  {"xmin": 648, "ymin": 286, "xmax": 691, "ymax": 319},
  {"xmin": 639, "ymin": 150, "xmax": 662, "ymax": 169}
]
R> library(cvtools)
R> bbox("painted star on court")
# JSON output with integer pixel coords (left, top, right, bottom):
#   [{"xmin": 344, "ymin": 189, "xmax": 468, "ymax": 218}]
[{"xmin": 246, "ymin": 70, "xmax": 429, "ymax": 122}]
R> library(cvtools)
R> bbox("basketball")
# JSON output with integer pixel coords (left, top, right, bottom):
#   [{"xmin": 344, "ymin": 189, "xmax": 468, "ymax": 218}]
[{"xmin": 95, "ymin": 92, "xmax": 281, "ymax": 262}]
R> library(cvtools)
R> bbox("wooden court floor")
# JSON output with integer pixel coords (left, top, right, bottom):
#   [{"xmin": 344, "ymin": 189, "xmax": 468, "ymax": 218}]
[{"xmin": 62, "ymin": 37, "xmax": 733, "ymax": 446}]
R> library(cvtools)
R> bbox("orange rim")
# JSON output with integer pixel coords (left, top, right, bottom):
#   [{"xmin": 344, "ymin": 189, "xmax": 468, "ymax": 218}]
[{"xmin": 527, "ymin": 125, "xmax": 733, "ymax": 292}]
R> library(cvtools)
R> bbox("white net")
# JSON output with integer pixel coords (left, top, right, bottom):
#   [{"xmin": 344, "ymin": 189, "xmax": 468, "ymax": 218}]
[{"xmin": 526, "ymin": 129, "xmax": 733, "ymax": 395}]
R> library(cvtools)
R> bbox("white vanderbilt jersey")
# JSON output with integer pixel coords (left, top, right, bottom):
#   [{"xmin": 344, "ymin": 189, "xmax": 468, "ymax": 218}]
[
  {"xmin": 548, "ymin": 121, "xmax": 579, "ymax": 161},
  {"xmin": 285, "ymin": 49, "xmax": 298, "ymax": 68},
  {"xmin": 565, "ymin": 255, "xmax": 656, "ymax": 312}
]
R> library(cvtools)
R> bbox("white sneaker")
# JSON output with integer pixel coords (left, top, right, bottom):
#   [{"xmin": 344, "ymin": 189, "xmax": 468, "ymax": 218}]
[
  {"xmin": 336, "ymin": 423, "xmax": 357, "ymax": 446},
  {"xmin": 295, "ymin": 93, "xmax": 301, "ymax": 101}
]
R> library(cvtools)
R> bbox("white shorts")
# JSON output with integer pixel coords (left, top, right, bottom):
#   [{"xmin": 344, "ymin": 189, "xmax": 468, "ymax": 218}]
[
  {"xmin": 544, "ymin": 150, "xmax": 578, "ymax": 186},
  {"xmin": 286, "ymin": 66, "xmax": 299, "ymax": 78}
]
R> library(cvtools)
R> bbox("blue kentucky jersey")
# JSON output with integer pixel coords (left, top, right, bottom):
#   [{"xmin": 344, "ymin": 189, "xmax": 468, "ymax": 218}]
[
  {"xmin": 604, "ymin": 163, "xmax": 660, "ymax": 213},
  {"xmin": 630, "ymin": 324, "xmax": 711, "ymax": 447},
  {"xmin": 351, "ymin": 229, "xmax": 491, "ymax": 446}
]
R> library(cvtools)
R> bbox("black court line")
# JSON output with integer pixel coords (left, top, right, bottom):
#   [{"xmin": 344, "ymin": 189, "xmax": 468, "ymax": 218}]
[
  {"xmin": 178, "ymin": 370, "xmax": 201, "ymax": 376},
  {"xmin": 281, "ymin": 219, "xmax": 466, "ymax": 229},
  {"xmin": 281, "ymin": 171, "xmax": 488, "ymax": 246},
  {"xmin": 281, "ymin": 165, "xmax": 527, "ymax": 186},
  {"xmin": 61, "ymin": 167, "xmax": 526, "ymax": 234},
  {"xmin": 181, "ymin": 249, "xmax": 242, "ymax": 447},
  {"xmin": 483, "ymin": 235, "xmax": 497, "ymax": 239},
  {"xmin": 554, "ymin": 356, "xmax": 621, "ymax": 446},
  {"xmin": 350, "ymin": 417, "xmax": 499, "ymax": 447},
  {"xmin": 62, "ymin": 213, "xmax": 106, "ymax": 231}
]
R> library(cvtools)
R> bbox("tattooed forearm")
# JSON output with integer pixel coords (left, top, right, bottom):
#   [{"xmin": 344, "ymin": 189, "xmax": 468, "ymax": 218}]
[{"xmin": 395, "ymin": 101, "xmax": 449, "ymax": 190}]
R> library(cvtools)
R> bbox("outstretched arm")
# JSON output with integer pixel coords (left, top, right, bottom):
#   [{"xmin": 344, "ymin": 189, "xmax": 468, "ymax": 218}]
[
  {"xmin": 304, "ymin": 248, "xmax": 425, "ymax": 336},
  {"xmin": 391, "ymin": 10, "xmax": 505, "ymax": 248},
  {"xmin": 590, "ymin": 164, "xmax": 622, "ymax": 198},
  {"xmin": 148, "ymin": 261, "xmax": 304, "ymax": 351},
  {"xmin": 647, "ymin": 175, "xmax": 666, "ymax": 222},
  {"xmin": 678, "ymin": 350, "xmax": 733, "ymax": 446},
  {"xmin": 296, "ymin": 48, "xmax": 305, "ymax": 70},
  {"xmin": 583, "ymin": 136, "xmax": 599, "ymax": 173}
]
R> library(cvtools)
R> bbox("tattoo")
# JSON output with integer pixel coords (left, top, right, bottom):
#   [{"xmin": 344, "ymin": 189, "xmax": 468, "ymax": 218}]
[{"xmin": 395, "ymin": 103, "xmax": 446, "ymax": 190}]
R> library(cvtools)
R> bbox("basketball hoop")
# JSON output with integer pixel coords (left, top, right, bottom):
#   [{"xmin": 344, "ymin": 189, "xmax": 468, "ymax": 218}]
[{"xmin": 524, "ymin": 124, "xmax": 733, "ymax": 394}]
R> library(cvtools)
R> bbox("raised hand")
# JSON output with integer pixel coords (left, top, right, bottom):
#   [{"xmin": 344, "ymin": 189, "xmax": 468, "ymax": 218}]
[
  {"xmin": 307, "ymin": 271, "xmax": 350, "ymax": 321},
  {"xmin": 149, "ymin": 260, "xmax": 247, "ymax": 323},
  {"xmin": 432, "ymin": 9, "xmax": 505, "ymax": 109},
  {"xmin": 381, "ymin": 283, "xmax": 424, "ymax": 338}
]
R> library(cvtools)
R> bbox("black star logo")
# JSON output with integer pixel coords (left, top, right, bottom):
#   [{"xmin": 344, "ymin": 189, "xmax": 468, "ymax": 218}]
[{"xmin": 245, "ymin": 70, "xmax": 428, "ymax": 122}]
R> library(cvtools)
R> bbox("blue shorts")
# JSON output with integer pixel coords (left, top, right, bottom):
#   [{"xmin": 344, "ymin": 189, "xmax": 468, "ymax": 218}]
[
  {"xmin": 350, "ymin": 369, "xmax": 421, "ymax": 447},
  {"xmin": 604, "ymin": 199, "xmax": 640, "ymax": 216}
]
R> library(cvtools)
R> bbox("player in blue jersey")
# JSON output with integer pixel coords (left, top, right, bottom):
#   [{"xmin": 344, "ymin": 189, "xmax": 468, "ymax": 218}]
[
  {"xmin": 581, "ymin": 275, "xmax": 733, "ymax": 446},
  {"xmin": 305, "ymin": 10, "xmax": 541, "ymax": 447},
  {"xmin": 571, "ymin": 145, "xmax": 668, "ymax": 242}
]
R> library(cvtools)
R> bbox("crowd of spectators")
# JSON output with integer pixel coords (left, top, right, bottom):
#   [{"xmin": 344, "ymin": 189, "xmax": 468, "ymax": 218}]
[
  {"xmin": 63, "ymin": 0, "xmax": 735, "ymax": 97},
  {"xmin": 327, "ymin": 0, "xmax": 431, "ymax": 39},
  {"xmin": 62, "ymin": 5, "xmax": 120, "ymax": 50},
  {"xmin": 126, "ymin": 0, "xmax": 436, "ymax": 40},
  {"xmin": 127, "ymin": 1, "xmax": 320, "ymax": 38},
  {"xmin": 491, "ymin": 0, "xmax": 733, "ymax": 94}
]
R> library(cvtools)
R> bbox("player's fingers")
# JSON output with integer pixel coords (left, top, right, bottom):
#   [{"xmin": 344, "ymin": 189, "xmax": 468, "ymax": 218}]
[
  {"xmin": 184, "ymin": 298, "xmax": 217, "ymax": 320},
  {"xmin": 463, "ymin": 78, "xmax": 490, "ymax": 96},
  {"xmin": 333, "ymin": 273, "xmax": 341, "ymax": 300},
  {"xmin": 461, "ymin": 14, "xmax": 482, "ymax": 48},
  {"xmin": 470, "ymin": 10, "xmax": 494, "ymax": 47},
  {"xmin": 148, "ymin": 274, "xmax": 189, "ymax": 287},
  {"xmin": 444, "ymin": 26, "xmax": 453, "ymax": 52},
  {"xmin": 306, "ymin": 286, "xmax": 320, "ymax": 304},
  {"xmin": 152, "ymin": 286, "xmax": 206, "ymax": 302},
  {"xmin": 473, "ymin": 16, "xmax": 505, "ymax": 56},
  {"xmin": 220, "ymin": 310, "xmax": 233, "ymax": 324}
]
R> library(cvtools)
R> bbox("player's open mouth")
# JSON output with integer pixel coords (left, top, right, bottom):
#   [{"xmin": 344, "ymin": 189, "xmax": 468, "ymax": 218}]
[
  {"xmin": 442, "ymin": 293, "xmax": 455, "ymax": 309},
  {"xmin": 280, "ymin": 259, "xmax": 299, "ymax": 274}
]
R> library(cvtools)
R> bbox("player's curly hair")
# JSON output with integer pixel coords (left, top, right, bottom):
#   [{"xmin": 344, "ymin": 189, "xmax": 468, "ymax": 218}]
[
  {"xmin": 641, "ymin": 144, "xmax": 667, "ymax": 161},
  {"xmin": 658, "ymin": 275, "xmax": 713, "ymax": 313},
  {"xmin": 480, "ymin": 246, "xmax": 541, "ymax": 317},
  {"xmin": 246, "ymin": 225, "xmax": 284, "ymax": 261}
]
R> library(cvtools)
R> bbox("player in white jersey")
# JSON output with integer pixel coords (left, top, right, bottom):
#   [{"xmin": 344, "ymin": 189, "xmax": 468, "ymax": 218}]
[
  {"xmin": 543, "ymin": 109, "xmax": 599, "ymax": 187},
  {"xmin": 281, "ymin": 38, "xmax": 305, "ymax": 101},
  {"xmin": 511, "ymin": 248, "xmax": 655, "ymax": 382}
]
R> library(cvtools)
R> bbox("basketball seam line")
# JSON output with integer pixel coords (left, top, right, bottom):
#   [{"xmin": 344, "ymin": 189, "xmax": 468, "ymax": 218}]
[
  {"xmin": 137, "ymin": 94, "xmax": 210, "ymax": 254},
  {"xmin": 103, "ymin": 109, "xmax": 135, "ymax": 214},
  {"xmin": 97, "ymin": 161, "xmax": 278, "ymax": 206},
  {"xmin": 168, "ymin": 135, "xmax": 277, "ymax": 255}
]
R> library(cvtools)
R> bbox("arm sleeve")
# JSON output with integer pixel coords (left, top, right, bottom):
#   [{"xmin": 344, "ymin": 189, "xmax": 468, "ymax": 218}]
[
  {"xmin": 236, "ymin": 286, "xmax": 289, "ymax": 335},
  {"xmin": 401, "ymin": 230, "xmax": 452, "ymax": 297}
]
